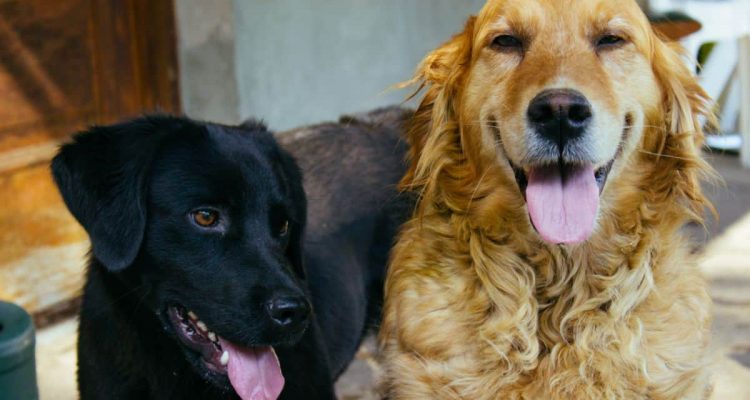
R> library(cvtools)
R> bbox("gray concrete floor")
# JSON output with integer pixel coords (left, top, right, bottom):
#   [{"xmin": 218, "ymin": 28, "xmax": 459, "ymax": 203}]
[
  {"xmin": 691, "ymin": 152, "xmax": 750, "ymax": 241},
  {"xmin": 35, "ymin": 153, "xmax": 750, "ymax": 399}
]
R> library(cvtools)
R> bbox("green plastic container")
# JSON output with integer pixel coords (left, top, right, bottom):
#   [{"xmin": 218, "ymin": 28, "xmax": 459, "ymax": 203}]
[{"xmin": 0, "ymin": 301, "xmax": 38, "ymax": 400}]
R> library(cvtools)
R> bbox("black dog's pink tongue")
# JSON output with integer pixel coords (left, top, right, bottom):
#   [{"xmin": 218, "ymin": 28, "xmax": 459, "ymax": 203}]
[
  {"xmin": 525, "ymin": 164, "xmax": 599, "ymax": 244},
  {"xmin": 219, "ymin": 339, "xmax": 284, "ymax": 400}
]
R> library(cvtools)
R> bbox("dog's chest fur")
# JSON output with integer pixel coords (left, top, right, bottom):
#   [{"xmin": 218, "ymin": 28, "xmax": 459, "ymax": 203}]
[{"xmin": 381, "ymin": 215, "xmax": 712, "ymax": 400}]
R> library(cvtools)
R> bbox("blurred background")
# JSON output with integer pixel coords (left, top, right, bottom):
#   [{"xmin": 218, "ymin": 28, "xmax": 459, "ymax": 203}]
[{"xmin": 0, "ymin": 0, "xmax": 747, "ymax": 399}]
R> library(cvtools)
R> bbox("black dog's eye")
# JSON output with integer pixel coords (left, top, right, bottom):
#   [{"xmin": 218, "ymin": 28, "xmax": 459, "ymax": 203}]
[
  {"xmin": 491, "ymin": 35, "xmax": 523, "ymax": 51},
  {"xmin": 278, "ymin": 219, "xmax": 290, "ymax": 237},
  {"xmin": 597, "ymin": 34, "xmax": 625, "ymax": 49},
  {"xmin": 192, "ymin": 209, "xmax": 220, "ymax": 228},
  {"xmin": 270, "ymin": 205, "xmax": 291, "ymax": 239}
]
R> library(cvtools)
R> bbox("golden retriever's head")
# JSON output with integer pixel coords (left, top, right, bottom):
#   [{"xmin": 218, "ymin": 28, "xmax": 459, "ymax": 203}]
[{"xmin": 404, "ymin": 0, "xmax": 712, "ymax": 245}]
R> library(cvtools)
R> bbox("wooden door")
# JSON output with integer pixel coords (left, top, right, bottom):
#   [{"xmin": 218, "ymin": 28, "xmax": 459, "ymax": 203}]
[{"xmin": 0, "ymin": 0, "xmax": 179, "ymax": 323}]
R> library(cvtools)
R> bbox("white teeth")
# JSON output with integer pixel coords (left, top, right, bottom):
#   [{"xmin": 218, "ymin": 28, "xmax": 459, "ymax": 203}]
[
  {"xmin": 270, "ymin": 347, "xmax": 280, "ymax": 367},
  {"xmin": 196, "ymin": 321, "xmax": 208, "ymax": 332},
  {"xmin": 187, "ymin": 311, "xmax": 198, "ymax": 320},
  {"xmin": 220, "ymin": 351, "xmax": 230, "ymax": 366},
  {"xmin": 208, "ymin": 332, "xmax": 217, "ymax": 342}
]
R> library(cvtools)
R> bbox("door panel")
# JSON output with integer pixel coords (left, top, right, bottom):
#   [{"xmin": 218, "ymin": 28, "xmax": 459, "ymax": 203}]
[
  {"xmin": 0, "ymin": 0, "xmax": 179, "ymax": 320},
  {"xmin": 0, "ymin": 0, "xmax": 96, "ymax": 153}
]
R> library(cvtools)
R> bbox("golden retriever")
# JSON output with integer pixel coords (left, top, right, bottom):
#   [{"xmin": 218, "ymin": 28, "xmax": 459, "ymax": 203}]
[{"xmin": 379, "ymin": 0, "xmax": 714, "ymax": 399}]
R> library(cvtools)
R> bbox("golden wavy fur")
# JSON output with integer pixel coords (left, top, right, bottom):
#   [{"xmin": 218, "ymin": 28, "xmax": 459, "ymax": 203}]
[{"xmin": 379, "ymin": 0, "xmax": 715, "ymax": 399}]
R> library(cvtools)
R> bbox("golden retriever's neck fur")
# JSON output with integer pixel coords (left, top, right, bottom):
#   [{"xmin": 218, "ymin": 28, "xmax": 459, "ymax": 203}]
[
  {"xmin": 390, "ymin": 174, "xmax": 711, "ymax": 397},
  {"xmin": 384, "ymin": 207, "xmax": 711, "ymax": 398}
]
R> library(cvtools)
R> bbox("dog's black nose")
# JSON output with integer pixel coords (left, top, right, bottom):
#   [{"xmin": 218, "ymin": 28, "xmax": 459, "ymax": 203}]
[
  {"xmin": 265, "ymin": 296, "xmax": 310, "ymax": 329},
  {"xmin": 527, "ymin": 89, "xmax": 592, "ymax": 149}
]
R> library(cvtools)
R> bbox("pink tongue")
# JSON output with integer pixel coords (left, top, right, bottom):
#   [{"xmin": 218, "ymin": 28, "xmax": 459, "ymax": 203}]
[
  {"xmin": 220, "ymin": 339, "xmax": 285, "ymax": 400},
  {"xmin": 525, "ymin": 164, "xmax": 599, "ymax": 244}
]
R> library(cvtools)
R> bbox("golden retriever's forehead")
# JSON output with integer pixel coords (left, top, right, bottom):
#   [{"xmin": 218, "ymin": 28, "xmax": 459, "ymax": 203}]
[{"xmin": 477, "ymin": 0, "xmax": 648, "ymax": 40}]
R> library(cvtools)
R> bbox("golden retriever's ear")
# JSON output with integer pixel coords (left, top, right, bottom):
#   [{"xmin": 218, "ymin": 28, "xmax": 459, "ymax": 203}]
[
  {"xmin": 400, "ymin": 17, "xmax": 476, "ymax": 193},
  {"xmin": 649, "ymin": 36, "xmax": 715, "ymax": 220},
  {"xmin": 652, "ymin": 39, "xmax": 713, "ymax": 149}
]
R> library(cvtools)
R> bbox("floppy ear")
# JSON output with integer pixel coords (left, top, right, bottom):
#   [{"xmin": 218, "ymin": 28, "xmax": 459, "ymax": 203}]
[
  {"xmin": 400, "ymin": 17, "xmax": 475, "ymax": 197},
  {"xmin": 649, "ymin": 35, "xmax": 715, "ymax": 219},
  {"xmin": 51, "ymin": 118, "xmax": 165, "ymax": 271},
  {"xmin": 652, "ymin": 39, "xmax": 713, "ymax": 149},
  {"xmin": 275, "ymin": 147, "xmax": 308, "ymax": 279}
]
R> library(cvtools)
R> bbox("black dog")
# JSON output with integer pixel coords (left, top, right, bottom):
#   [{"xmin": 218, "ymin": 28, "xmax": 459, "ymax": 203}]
[{"xmin": 51, "ymin": 107, "xmax": 411, "ymax": 399}]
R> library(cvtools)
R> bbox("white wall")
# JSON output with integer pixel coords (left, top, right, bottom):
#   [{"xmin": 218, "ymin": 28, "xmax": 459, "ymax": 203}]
[{"xmin": 177, "ymin": 1, "xmax": 484, "ymax": 128}]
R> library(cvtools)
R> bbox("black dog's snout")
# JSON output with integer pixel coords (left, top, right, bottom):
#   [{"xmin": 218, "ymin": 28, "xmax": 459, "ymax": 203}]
[
  {"xmin": 527, "ymin": 89, "xmax": 592, "ymax": 149},
  {"xmin": 265, "ymin": 296, "xmax": 310, "ymax": 329}
]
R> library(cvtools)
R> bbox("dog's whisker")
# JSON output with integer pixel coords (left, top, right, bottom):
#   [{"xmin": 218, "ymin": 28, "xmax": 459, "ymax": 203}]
[
  {"xmin": 131, "ymin": 286, "xmax": 152, "ymax": 319},
  {"xmin": 467, "ymin": 168, "xmax": 491, "ymax": 212},
  {"xmin": 637, "ymin": 149, "xmax": 694, "ymax": 161}
]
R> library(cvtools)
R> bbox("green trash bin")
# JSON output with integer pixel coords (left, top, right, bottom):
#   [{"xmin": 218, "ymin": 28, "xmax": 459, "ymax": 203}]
[{"xmin": 0, "ymin": 301, "xmax": 38, "ymax": 400}]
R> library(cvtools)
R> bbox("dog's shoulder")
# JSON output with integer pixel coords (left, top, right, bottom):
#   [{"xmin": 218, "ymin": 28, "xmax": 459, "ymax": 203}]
[
  {"xmin": 274, "ymin": 106, "xmax": 413, "ymax": 149},
  {"xmin": 338, "ymin": 106, "xmax": 414, "ymax": 132}
]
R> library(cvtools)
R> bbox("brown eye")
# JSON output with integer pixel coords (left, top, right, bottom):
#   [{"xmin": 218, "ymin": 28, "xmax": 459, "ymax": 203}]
[
  {"xmin": 597, "ymin": 34, "xmax": 625, "ymax": 49},
  {"xmin": 278, "ymin": 219, "xmax": 290, "ymax": 237},
  {"xmin": 192, "ymin": 209, "xmax": 219, "ymax": 227},
  {"xmin": 491, "ymin": 35, "xmax": 523, "ymax": 51}
]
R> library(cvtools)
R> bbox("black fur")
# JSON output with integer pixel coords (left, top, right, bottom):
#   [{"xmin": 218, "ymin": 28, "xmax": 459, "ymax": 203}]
[{"xmin": 51, "ymin": 107, "xmax": 412, "ymax": 399}]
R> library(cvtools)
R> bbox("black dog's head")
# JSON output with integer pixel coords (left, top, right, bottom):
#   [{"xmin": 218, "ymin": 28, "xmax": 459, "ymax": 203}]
[{"xmin": 52, "ymin": 116, "xmax": 308, "ymax": 398}]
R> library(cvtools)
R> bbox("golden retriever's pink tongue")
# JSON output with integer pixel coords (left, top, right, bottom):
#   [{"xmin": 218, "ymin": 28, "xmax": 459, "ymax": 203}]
[
  {"xmin": 220, "ymin": 339, "xmax": 284, "ymax": 400},
  {"xmin": 526, "ymin": 164, "xmax": 599, "ymax": 244}
]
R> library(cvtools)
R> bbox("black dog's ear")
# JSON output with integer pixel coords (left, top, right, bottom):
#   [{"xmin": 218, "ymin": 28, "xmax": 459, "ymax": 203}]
[
  {"xmin": 275, "ymin": 147, "xmax": 307, "ymax": 279},
  {"xmin": 51, "ymin": 118, "xmax": 166, "ymax": 271}
]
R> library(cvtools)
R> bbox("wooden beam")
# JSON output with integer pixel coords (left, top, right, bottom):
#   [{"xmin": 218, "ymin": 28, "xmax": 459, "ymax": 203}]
[
  {"xmin": 740, "ymin": 34, "xmax": 750, "ymax": 168},
  {"xmin": 0, "ymin": 141, "xmax": 60, "ymax": 174},
  {"xmin": 131, "ymin": 0, "xmax": 181, "ymax": 114}
]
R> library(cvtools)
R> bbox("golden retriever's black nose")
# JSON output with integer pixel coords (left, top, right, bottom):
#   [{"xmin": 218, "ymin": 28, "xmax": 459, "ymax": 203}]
[
  {"xmin": 266, "ymin": 296, "xmax": 310, "ymax": 329},
  {"xmin": 527, "ymin": 89, "xmax": 592, "ymax": 148}
]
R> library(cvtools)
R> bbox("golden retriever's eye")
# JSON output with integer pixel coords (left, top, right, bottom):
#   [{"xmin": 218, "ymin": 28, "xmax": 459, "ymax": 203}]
[
  {"xmin": 491, "ymin": 35, "xmax": 523, "ymax": 51},
  {"xmin": 596, "ymin": 35, "xmax": 625, "ymax": 49},
  {"xmin": 192, "ymin": 209, "xmax": 220, "ymax": 228}
]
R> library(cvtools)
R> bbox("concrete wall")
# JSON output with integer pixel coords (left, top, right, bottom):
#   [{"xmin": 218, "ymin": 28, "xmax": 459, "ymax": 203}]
[
  {"xmin": 176, "ymin": 1, "xmax": 484, "ymax": 129},
  {"xmin": 175, "ymin": 0, "xmax": 240, "ymax": 123}
]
